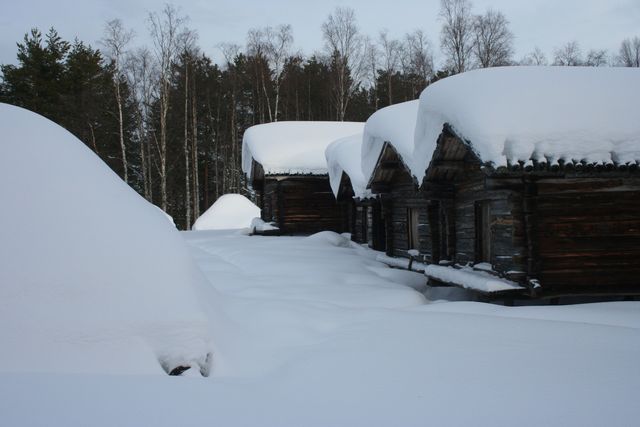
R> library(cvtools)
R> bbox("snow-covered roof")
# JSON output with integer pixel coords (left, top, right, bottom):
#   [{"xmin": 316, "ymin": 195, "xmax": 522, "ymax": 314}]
[
  {"xmin": 414, "ymin": 66, "xmax": 640, "ymax": 181},
  {"xmin": 0, "ymin": 103, "xmax": 221, "ymax": 376},
  {"xmin": 325, "ymin": 133, "xmax": 372, "ymax": 199},
  {"xmin": 193, "ymin": 194, "xmax": 261, "ymax": 231},
  {"xmin": 361, "ymin": 100, "xmax": 420, "ymax": 184},
  {"xmin": 242, "ymin": 121, "xmax": 365, "ymax": 178}
]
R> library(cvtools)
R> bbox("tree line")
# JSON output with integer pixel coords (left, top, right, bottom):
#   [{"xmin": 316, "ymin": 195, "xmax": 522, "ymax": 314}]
[{"xmin": 1, "ymin": 0, "xmax": 638, "ymax": 229}]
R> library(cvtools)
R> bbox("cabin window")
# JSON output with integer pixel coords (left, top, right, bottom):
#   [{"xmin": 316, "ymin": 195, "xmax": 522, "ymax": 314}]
[
  {"xmin": 474, "ymin": 201, "xmax": 491, "ymax": 263},
  {"xmin": 407, "ymin": 208, "xmax": 421, "ymax": 250}
]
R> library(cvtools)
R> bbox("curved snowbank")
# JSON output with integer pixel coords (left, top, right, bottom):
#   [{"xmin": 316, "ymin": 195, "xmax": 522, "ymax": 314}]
[
  {"xmin": 0, "ymin": 103, "xmax": 219, "ymax": 376},
  {"xmin": 325, "ymin": 133, "xmax": 372, "ymax": 199},
  {"xmin": 242, "ymin": 121, "xmax": 364, "ymax": 178},
  {"xmin": 193, "ymin": 194, "xmax": 261, "ymax": 230},
  {"xmin": 361, "ymin": 100, "xmax": 420, "ymax": 184},
  {"xmin": 414, "ymin": 66, "xmax": 640, "ymax": 182}
]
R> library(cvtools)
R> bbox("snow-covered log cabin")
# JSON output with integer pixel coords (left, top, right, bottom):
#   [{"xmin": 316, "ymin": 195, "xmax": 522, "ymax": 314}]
[
  {"xmin": 363, "ymin": 101, "xmax": 430, "ymax": 259},
  {"xmin": 325, "ymin": 133, "xmax": 385, "ymax": 249},
  {"xmin": 242, "ymin": 121, "xmax": 364, "ymax": 235},
  {"xmin": 415, "ymin": 67, "xmax": 640, "ymax": 297}
]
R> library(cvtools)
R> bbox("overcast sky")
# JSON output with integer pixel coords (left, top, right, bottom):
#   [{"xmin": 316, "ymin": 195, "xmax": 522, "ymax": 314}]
[{"xmin": 1, "ymin": 0, "xmax": 639, "ymax": 67}]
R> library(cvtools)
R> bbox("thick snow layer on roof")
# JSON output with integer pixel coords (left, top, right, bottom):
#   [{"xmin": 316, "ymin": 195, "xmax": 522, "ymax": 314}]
[
  {"xmin": 414, "ymin": 66, "xmax": 640, "ymax": 182},
  {"xmin": 242, "ymin": 121, "xmax": 364, "ymax": 178},
  {"xmin": 361, "ymin": 100, "xmax": 420, "ymax": 184},
  {"xmin": 193, "ymin": 194, "xmax": 261, "ymax": 231},
  {"xmin": 325, "ymin": 133, "xmax": 372, "ymax": 199},
  {"xmin": 0, "ymin": 103, "xmax": 221, "ymax": 376}
]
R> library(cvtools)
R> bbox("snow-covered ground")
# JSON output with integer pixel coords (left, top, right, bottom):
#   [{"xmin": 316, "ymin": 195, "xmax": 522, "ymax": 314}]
[{"xmin": 2, "ymin": 229, "xmax": 639, "ymax": 427}]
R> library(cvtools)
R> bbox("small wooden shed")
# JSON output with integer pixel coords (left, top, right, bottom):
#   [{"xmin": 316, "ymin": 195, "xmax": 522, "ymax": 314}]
[
  {"xmin": 361, "ymin": 100, "xmax": 426, "ymax": 259},
  {"xmin": 325, "ymin": 132, "xmax": 386, "ymax": 250},
  {"xmin": 243, "ymin": 121, "xmax": 364, "ymax": 235}
]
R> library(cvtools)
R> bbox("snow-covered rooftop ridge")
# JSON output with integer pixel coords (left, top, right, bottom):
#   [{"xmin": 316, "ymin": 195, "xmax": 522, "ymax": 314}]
[
  {"xmin": 414, "ymin": 66, "xmax": 640, "ymax": 182},
  {"xmin": 325, "ymin": 133, "xmax": 372, "ymax": 200},
  {"xmin": 361, "ymin": 100, "xmax": 420, "ymax": 184},
  {"xmin": 242, "ymin": 121, "xmax": 365, "ymax": 178}
]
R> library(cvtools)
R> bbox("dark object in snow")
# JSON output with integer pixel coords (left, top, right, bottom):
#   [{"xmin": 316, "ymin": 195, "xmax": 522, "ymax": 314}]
[
  {"xmin": 332, "ymin": 171, "xmax": 386, "ymax": 251},
  {"xmin": 367, "ymin": 142, "xmax": 429, "ymax": 260},
  {"xmin": 249, "ymin": 161, "xmax": 347, "ymax": 235},
  {"xmin": 417, "ymin": 124, "xmax": 640, "ymax": 298},
  {"xmin": 169, "ymin": 365, "xmax": 191, "ymax": 376}
]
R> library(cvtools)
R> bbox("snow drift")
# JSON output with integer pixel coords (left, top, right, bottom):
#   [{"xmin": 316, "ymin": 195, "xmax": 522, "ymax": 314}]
[
  {"xmin": 242, "ymin": 121, "xmax": 364, "ymax": 178},
  {"xmin": 414, "ymin": 66, "xmax": 640, "ymax": 182},
  {"xmin": 325, "ymin": 133, "xmax": 372, "ymax": 199},
  {"xmin": 193, "ymin": 194, "xmax": 261, "ymax": 230},
  {"xmin": 0, "ymin": 103, "xmax": 219, "ymax": 376}
]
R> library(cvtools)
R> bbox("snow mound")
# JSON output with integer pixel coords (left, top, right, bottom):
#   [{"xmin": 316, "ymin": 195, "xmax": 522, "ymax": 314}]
[
  {"xmin": 305, "ymin": 231, "xmax": 353, "ymax": 248},
  {"xmin": 242, "ymin": 121, "xmax": 365, "ymax": 178},
  {"xmin": 414, "ymin": 66, "xmax": 640, "ymax": 182},
  {"xmin": 325, "ymin": 133, "xmax": 372, "ymax": 199},
  {"xmin": 250, "ymin": 217, "xmax": 279, "ymax": 233},
  {"xmin": 0, "ymin": 103, "xmax": 219, "ymax": 376},
  {"xmin": 193, "ymin": 194, "xmax": 261, "ymax": 231},
  {"xmin": 362, "ymin": 100, "xmax": 420, "ymax": 184}
]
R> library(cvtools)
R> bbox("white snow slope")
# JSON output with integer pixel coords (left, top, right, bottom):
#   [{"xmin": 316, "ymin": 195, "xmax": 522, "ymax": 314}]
[
  {"xmin": 2, "ymin": 228, "xmax": 639, "ymax": 426},
  {"xmin": 325, "ymin": 133, "xmax": 372, "ymax": 199},
  {"xmin": 193, "ymin": 194, "xmax": 261, "ymax": 231},
  {"xmin": 414, "ymin": 66, "xmax": 640, "ymax": 182},
  {"xmin": 0, "ymin": 103, "xmax": 222, "ymax": 376},
  {"xmin": 242, "ymin": 121, "xmax": 364, "ymax": 178},
  {"xmin": 361, "ymin": 100, "xmax": 420, "ymax": 184}
]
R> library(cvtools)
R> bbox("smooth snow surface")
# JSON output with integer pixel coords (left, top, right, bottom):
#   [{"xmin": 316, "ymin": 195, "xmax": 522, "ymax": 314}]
[
  {"xmin": 361, "ymin": 100, "xmax": 420, "ymax": 184},
  {"xmin": 242, "ymin": 121, "xmax": 364, "ymax": 178},
  {"xmin": 414, "ymin": 66, "xmax": 640, "ymax": 182},
  {"xmin": 1, "ymin": 228, "xmax": 640, "ymax": 426},
  {"xmin": 193, "ymin": 194, "xmax": 260, "ymax": 231},
  {"xmin": 0, "ymin": 103, "xmax": 219, "ymax": 376},
  {"xmin": 425, "ymin": 264, "xmax": 524, "ymax": 293},
  {"xmin": 325, "ymin": 133, "xmax": 372, "ymax": 199}
]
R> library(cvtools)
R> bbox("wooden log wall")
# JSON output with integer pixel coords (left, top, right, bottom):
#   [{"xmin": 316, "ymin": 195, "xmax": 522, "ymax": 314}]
[
  {"xmin": 532, "ymin": 177, "xmax": 640, "ymax": 295},
  {"xmin": 262, "ymin": 176, "xmax": 346, "ymax": 235},
  {"xmin": 386, "ymin": 173, "xmax": 432, "ymax": 260}
]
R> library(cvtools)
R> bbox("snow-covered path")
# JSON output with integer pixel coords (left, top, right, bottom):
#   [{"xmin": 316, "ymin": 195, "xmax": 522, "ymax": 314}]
[{"xmin": 2, "ymin": 231, "xmax": 640, "ymax": 427}]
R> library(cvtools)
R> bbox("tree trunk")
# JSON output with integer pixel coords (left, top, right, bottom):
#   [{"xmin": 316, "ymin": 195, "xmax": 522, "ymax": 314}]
[
  {"xmin": 191, "ymin": 73, "xmax": 200, "ymax": 221},
  {"xmin": 183, "ymin": 61, "xmax": 191, "ymax": 230},
  {"xmin": 115, "ymin": 80, "xmax": 128, "ymax": 183}
]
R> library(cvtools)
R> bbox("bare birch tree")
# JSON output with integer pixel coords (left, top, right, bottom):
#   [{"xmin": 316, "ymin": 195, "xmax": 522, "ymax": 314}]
[
  {"xmin": 405, "ymin": 29, "xmax": 434, "ymax": 88},
  {"xmin": 378, "ymin": 30, "xmax": 402, "ymax": 104},
  {"xmin": 472, "ymin": 9, "xmax": 514, "ymax": 68},
  {"xmin": 148, "ymin": 4, "xmax": 186, "ymax": 210},
  {"xmin": 362, "ymin": 36, "xmax": 379, "ymax": 110},
  {"xmin": 439, "ymin": 0, "xmax": 474, "ymax": 74},
  {"xmin": 126, "ymin": 47, "xmax": 155, "ymax": 201},
  {"xmin": 102, "ymin": 19, "xmax": 134, "ymax": 184},
  {"xmin": 219, "ymin": 43, "xmax": 241, "ymax": 193},
  {"xmin": 322, "ymin": 6, "xmax": 365, "ymax": 120},
  {"xmin": 180, "ymin": 30, "xmax": 197, "ymax": 229},
  {"xmin": 264, "ymin": 25, "xmax": 293, "ymax": 122},
  {"xmin": 618, "ymin": 37, "xmax": 640, "ymax": 67}
]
